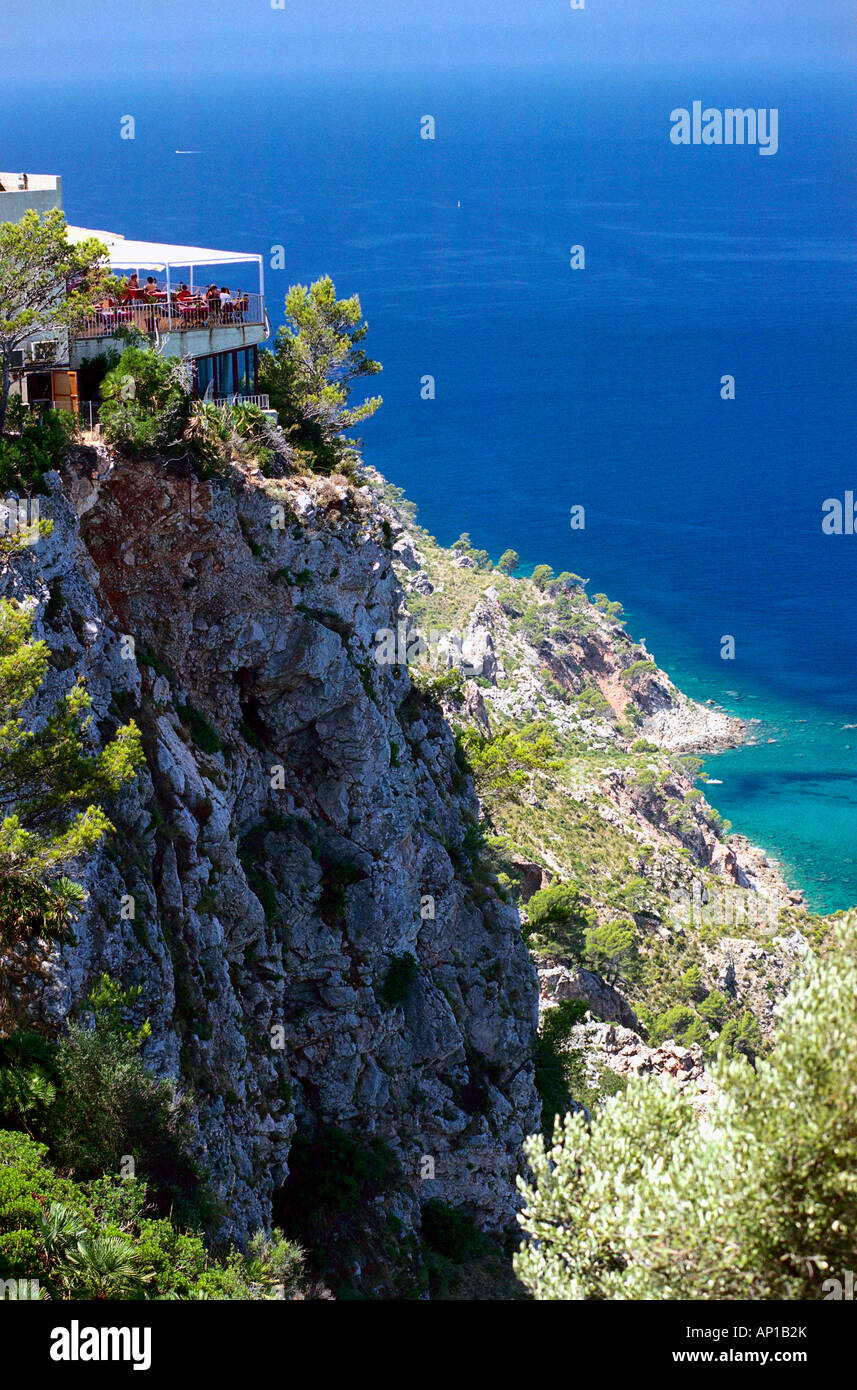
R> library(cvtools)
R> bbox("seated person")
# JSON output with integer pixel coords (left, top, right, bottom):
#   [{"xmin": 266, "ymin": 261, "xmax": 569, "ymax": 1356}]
[
  {"xmin": 176, "ymin": 282, "xmax": 192, "ymax": 301},
  {"xmin": 143, "ymin": 276, "xmax": 159, "ymax": 297},
  {"xmin": 219, "ymin": 285, "xmax": 232, "ymax": 303}
]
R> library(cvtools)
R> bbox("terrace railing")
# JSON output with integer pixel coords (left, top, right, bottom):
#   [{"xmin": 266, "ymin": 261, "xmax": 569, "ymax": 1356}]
[
  {"xmin": 212, "ymin": 394, "xmax": 270, "ymax": 410},
  {"xmin": 27, "ymin": 399, "xmax": 101, "ymax": 433},
  {"xmin": 72, "ymin": 292, "xmax": 266, "ymax": 341},
  {"xmin": 25, "ymin": 395, "xmax": 270, "ymax": 433}
]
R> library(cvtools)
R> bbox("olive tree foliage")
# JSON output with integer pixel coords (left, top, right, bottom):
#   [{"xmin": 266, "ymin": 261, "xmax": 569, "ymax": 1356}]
[
  {"xmin": 515, "ymin": 914, "xmax": 857, "ymax": 1300},
  {"xmin": 0, "ymin": 209, "xmax": 108, "ymax": 434}
]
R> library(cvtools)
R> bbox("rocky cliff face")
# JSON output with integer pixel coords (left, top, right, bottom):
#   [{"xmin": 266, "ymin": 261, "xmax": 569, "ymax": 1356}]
[{"xmin": 0, "ymin": 452, "xmax": 540, "ymax": 1256}]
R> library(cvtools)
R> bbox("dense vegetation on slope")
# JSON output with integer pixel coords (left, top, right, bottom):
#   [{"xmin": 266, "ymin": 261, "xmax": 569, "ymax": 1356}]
[{"xmin": 516, "ymin": 913, "xmax": 857, "ymax": 1301}]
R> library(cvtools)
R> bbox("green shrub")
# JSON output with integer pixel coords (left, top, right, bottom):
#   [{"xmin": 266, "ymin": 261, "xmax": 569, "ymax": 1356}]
[
  {"xmin": 574, "ymin": 686, "xmax": 612, "ymax": 719},
  {"xmin": 381, "ymin": 953, "xmax": 418, "ymax": 1007},
  {"xmin": 649, "ymin": 1004, "xmax": 697, "ymax": 1046},
  {"xmin": 531, "ymin": 564, "xmax": 554, "ymax": 591},
  {"xmin": 0, "ymin": 408, "xmax": 76, "ymax": 491},
  {"xmin": 48, "ymin": 1019, "xmax": 201, "ymax": 1221},
  {"xmin": 318, "ymin": 856, "xmax": 362, "ymax": 925},
  {"xmin": 0, "ymin": 599, "xmax": 143, "ymax": 946},
  {"xmin": 238, "ymin": 717, "xmax": 265, "ymax": 751},
  {"xmin": 699, "ymin": 988, "xmax": 730, "ymax": 1025},
  {"xmin": 533, "ymin": 999, "xmax": 589, "ymax": 1137},
  {"xmin": 679, "ymin": 965, "xmax": 704, "ymax": 1000},
  {"xmin": 0, "ymin": 1031, "xmax": 57, "ymax": 1129},
  {"xmin": 622, "ymin": 660, "xmax": 657, "ymax": 685},
  {"xmin": 457, "ymin": 724, "xmax": 558, "ymax": 796},
  {"xmin": 274, "ymin": 1126, "xmax": 401, "ymax": 1291},
  {"xmin": 583, "ymin": 920, "xmax": 638, "ymax": 985},
  {"xmin": 99, "ymin": 346, "xmax": 191, "ymax": 456},
  {"xmin": 524, "ymin": 882, "xmax": 595, "ymax": 960},
  {"xmin": 718, "ymin": 1011, "xmax": 763, "ymax": 1063},
  {"xmin": 592, "ymin": 594, "xmax": 625, "ymax": 623},
  {"xmin": 421, "ymin": 1200, "xmax": 485, "ymax": 1263},
  {"xmin": 0, "ymin": 1129, "xmax": 305, "ymax": 1299},
  {"xmin": 177, "ymin": 703, "xmax": 222, "ymax": 755}
]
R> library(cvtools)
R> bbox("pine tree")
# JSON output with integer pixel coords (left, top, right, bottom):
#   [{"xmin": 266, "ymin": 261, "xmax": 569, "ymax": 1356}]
[
  {"xmin": 258, "ymin": 275, "xmax": 382, "ymax": 471},
  {"xmin": 0, "ymin": 597, "xmax": 143, "ymax": 940}
]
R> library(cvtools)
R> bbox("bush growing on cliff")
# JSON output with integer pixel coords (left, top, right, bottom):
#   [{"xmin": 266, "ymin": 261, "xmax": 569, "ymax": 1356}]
[
  {"xmin": 184, "ymin": 400, "xmax": 277, "ymax": 476},
  {"xmin": 622, "ymin": 659, "xmax": 657, "ymax": 685},
  {"xmin": 51, "ymin": 1037, "xmax": 194, "ymax": 1215},
  {"xmin": 583, "ymin": 920, "xmax": 639, "ymax": 986},
  {"xmin": 177, "ymin": 701, "xmax": 222, "ymax": 755},
  {"xmin": 524, "ymin": 882, "xmax": 595, "ymax": 959},
  {"xmin": 717, "ymin": 1010, "xmax": 763, "ymax": 1064},
  {"xmin": 381, "ymin": 953, "xmax": 419, "ymax": 1007},
  {"xmin": 0, "ymin": 974, "xmax": 210, "ymax": 1231},
  {"xmin": 0, "ymin": 1030, "xmax": 56, "ymax": 1127},
  {"xmin": 648, "ymin": 1003, "xmax": 698, "ymax": 1047},
  {"xmin": 273, "ymin": 1124, "xmax": 404, "ymax": 1295},
  {"xmin": 39, "ymin": 976, "xmax": 203, "ymax": 1223},
  {"xmin": 592, "ymin": 593, "xmax": 625, "ymax": 624},
  {"xmin": 0, "ymin": 598, "xmax": 143, "ymax": 943},
  {"xmin": 533, "ymin": 999, "xmax": 589, "ymax": 1137},
  {"xmin": 531, "ymin": 564, "xmax": 554, "ymax": 591},
  {"xmin": 457, "ymin": 723, "xmax": 558, "ymax": 798},
  {"xmin": 574, "ymin": 686, "xmax": 612, "ymax": 720},
  {"xmin": 99, "ymin": 345, "xmax": 192, "ymax": 453},
  {"xmin": 0, "ymin": 405, "xmax": 77, "ymax": 493},
  {"xmin": 551, "ymin": 571, "xmax": 586, "ymax": 592},
  {"xmin": 99, "ymin": 345, "xmax": 278, "ymax": 475},
  {"xmin": 516, "ymin": 913, "xmax": 857, "ymax": 1300},
  {"xmin": 420, "ymin": 1200, "xmax": 485, "ymax": 1263}
]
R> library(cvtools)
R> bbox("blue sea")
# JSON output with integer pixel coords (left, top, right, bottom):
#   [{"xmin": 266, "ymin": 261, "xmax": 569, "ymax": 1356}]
[{"xmin": 8, "ymin": 66, "xmax": 857, "ymax": 912}]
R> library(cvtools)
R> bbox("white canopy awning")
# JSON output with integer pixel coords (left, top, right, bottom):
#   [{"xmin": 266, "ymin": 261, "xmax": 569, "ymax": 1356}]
[{"xmin": 65, "ymin": 225, "xmax": 261, "ymax": 270}]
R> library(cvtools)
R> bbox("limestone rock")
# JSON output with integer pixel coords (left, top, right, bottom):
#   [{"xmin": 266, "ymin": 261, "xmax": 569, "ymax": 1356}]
[
  {"xmin": 538, "ymin": 963, "xmax": 639, "ymax": 1030},
  {"xmin": 0, "ymin": 461, "xmax": 540, "ymax": 1247},
  {"xmin": 569, "ymin": 1019, "xmax": 717, "ymax": 1118}
]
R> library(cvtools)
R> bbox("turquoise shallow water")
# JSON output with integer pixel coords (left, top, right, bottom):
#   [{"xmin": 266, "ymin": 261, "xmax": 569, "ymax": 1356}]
[
  {"xmin": 628, "ymin": 627, "xmax": 857, "ymax": 915},
  {"xmin": 705, "ymin": 728, "xmax": 857, "ymax": 915}
]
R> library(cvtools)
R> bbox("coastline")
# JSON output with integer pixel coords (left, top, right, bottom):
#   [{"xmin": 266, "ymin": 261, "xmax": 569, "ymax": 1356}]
[
  {"xmin": 370, "ymin": 456, "xmax": 853, "ymax": 916},
  {"xmin": 371, "ymin": 473, "xmax": 810, "ymax": 926}
]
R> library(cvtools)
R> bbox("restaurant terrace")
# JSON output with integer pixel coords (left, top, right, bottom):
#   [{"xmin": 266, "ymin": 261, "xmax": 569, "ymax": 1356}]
[{"xmin": 65, "ymin": 226, "xmax": 270, "ymax": 404}]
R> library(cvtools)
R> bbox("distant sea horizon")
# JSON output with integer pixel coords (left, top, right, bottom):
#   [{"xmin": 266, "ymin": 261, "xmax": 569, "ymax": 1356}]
[{"xmin": 10, "ymin": 65, "xmax": 857, "ymax": 912}]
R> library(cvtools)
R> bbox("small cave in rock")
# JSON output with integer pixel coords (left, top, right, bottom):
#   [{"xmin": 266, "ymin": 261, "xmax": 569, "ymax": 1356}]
[{"xmin": 234, "ymin": 665, "xmax": 273, "ymax": 749}]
